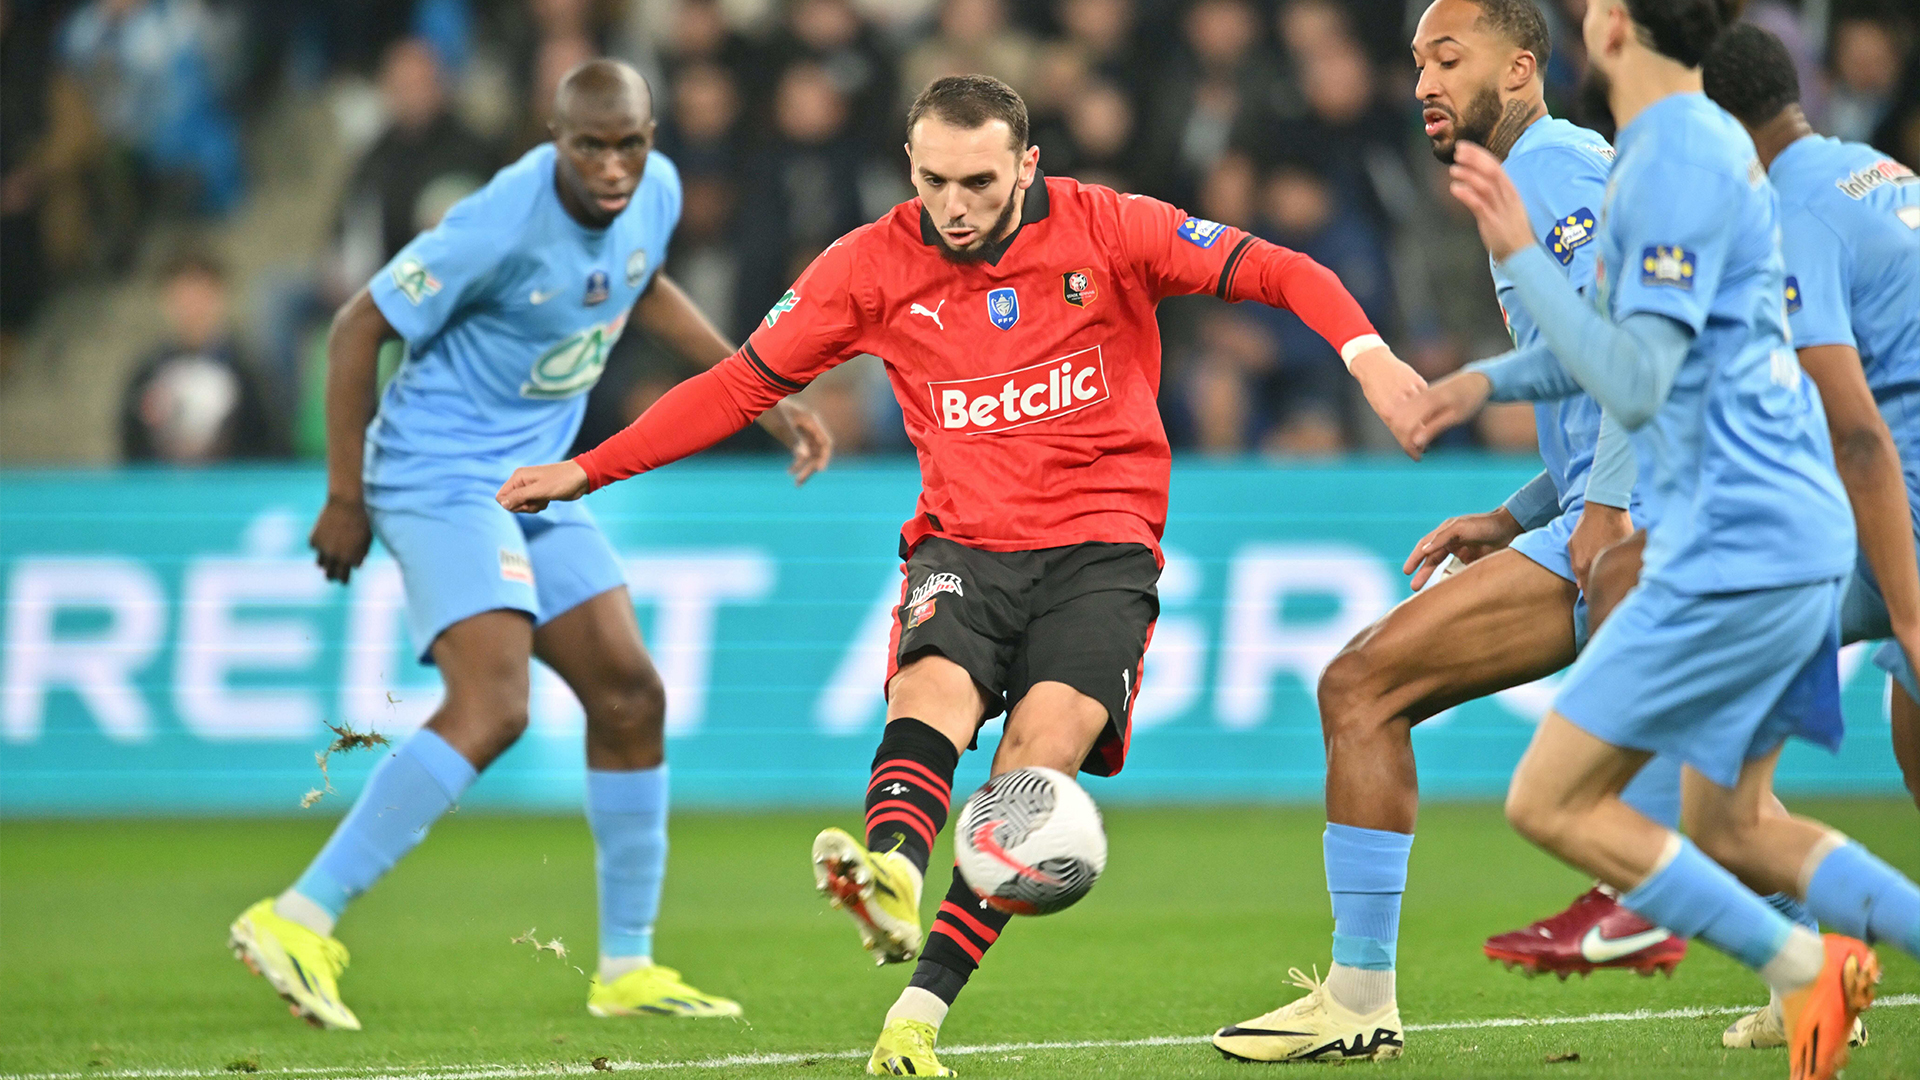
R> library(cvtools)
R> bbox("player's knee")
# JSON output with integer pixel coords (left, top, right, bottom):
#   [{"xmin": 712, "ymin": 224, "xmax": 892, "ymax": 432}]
[
  {"xmin": 1503, "ymin": 784, "xmax": 1565, "ymax": 849},
  {"xmin": 1316, "ymin": 646, "xmax": 1387, "ymax": 742},
  {"xmin": 589, "ymin": 660, "xmax": 668, "ymax": 740}
]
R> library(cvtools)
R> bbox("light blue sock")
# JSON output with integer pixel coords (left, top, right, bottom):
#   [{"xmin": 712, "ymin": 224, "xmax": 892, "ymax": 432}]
[
  {"xmin": 1324, "ymin": 823, "xmax": 1413, "ymax": 970},
  {"xmin": 587, "ymin": 765, "xmax": 670, "ymax": 965},
  {"xmin": 291, "ymin": 728, "xmax": 477, "ymax": 918},
  {"xmin": 1764, "ymin": 891, "xmax": 1819, "ymax": 931},
  {"xmin": 1619, "ymin": 754, "xmax": 1682, "ymax": 829},
  {"xmin": 1805, "ymin": 841, "xmax": 1920, "ymax": 957},
  {"xmin": 1621, "ymin": 838, "xmax": 1793, "ymax": 970}
]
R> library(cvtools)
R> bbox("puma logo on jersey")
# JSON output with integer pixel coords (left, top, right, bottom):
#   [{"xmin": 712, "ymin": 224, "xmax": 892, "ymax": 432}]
[
  {"xmin": 528, "ymin": 287, "xmax": 560, "ymax": 304},
  {"xmin": 909, "ymin": 300, "xmax": 946, "ymax": 329},
  {"xmin": 930, "ymin": 345, "xmax": 1110, "ymax": 434}
]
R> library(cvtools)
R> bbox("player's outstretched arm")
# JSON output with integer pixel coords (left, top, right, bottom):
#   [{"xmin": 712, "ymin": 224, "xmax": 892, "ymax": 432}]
[
  {"xmin": 1802, "ymin": 343, "xmax": 1920, "ymax": 670},
  {"xmin": 309, "ymin": 289, "xmax": 392, "ymax": 584},
  {"xmin": 633, "ymin": 272, "xmax": 834, "ymax": 484}
]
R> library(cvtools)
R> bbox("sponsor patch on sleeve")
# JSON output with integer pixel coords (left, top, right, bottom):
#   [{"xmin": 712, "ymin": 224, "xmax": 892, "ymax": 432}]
[
  {"xmin": 1176, "ymin": 217, "xmax": 1229, "ymax": 249},
  {"xmin": 764, "ymin": 289, "xmax": 799, "ymax": 328},
  {"xmin": 1639, "ymin": 245, "xmax": 1696, "ymax": 290},
  {"xmin": 1547, "ymin": 208, "xmax": 1597, "ymax": 266},
  {"xmin": 391, "ymin": 257, "xmax": 442, "ymax": 305},
  {"xmin": 1784, "ymin": 275, "xmax": 1803, "ymax": 315}
]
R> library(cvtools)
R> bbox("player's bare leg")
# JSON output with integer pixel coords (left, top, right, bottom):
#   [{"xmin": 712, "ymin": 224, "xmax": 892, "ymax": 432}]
[
  {"xmin": 233, "ymin": 610, "xmax": 530, "ymax": 1029},
  {"xmin": 1582, "ymin": 529, "xmax": 1644, "ymax": 633},
  {"xmin": 1484, "ymin": 526, "xmax": 1691, "ymax": 980},
  {"xmin": 867, "ymin": 675, "xmax": 1109, "ymax": 1077},
  {"xmin": 1508, "ymin": 721, "xmax": 1888, "ymax": 1079},
  {"xmin": 534, "ymin": 589, "xmax": 739, "ymax": 1017},
  {"xmin": 1892, "ymin": 682, "xmax": 1920, "ymax": 812},
  {"xmin": 1213, "ymin": 550, "xmax": 1576, "ymax": 1062}
]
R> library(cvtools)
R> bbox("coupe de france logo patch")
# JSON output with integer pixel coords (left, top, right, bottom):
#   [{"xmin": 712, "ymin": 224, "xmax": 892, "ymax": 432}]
[
  {"xmin": 1785, "ymin": 275, "xmax": 1803, "ymax": 314},
  {"xmin": 1547, "ymin": 208, "xmax": 1596, "ymax": 266},
  {"xmin": 987, "ymin": 287, "xmax": 1020, "ymax": 330},
  {"xmin": 764, "ymin": 289, "xmax": 798, "ymax": 327},
  {"xmin": 1640, "ymin": 245, "xmax": 1696, "ymax": 290},
  {"xmin": 583, "ymin": 269, "xmax": 610, "ymax": 306},
  {"xmin": 391, "ymin": 257, "xmax": 441, "ymax": 305},
  {"xmin": 1176, "ymin": 217, "xmax": 1228, "ymax": 249},
  {"xmin": 1062, "ymin": 268, "xmax": 1097, "ymax": 307}
]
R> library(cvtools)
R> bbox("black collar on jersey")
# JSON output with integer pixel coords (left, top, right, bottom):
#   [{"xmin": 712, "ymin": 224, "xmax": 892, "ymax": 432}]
[{"xmin": 918, "ymin": 169, "xmax": 1051, "ymax": 266}]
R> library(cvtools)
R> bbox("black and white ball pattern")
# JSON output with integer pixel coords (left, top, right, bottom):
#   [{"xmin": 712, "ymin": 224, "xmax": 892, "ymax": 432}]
[{"xmin": 955, "ymin": 766, "xmax": 1108, "ymax": 915}]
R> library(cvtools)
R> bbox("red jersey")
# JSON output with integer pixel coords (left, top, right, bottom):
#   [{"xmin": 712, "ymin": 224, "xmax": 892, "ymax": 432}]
[{"xmin": 576, "ymin": 174, "xmax": 1379, "ymax": 558}]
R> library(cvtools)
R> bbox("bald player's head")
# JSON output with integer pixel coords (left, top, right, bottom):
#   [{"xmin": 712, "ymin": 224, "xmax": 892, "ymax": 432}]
[{"xmin": 549, "ymin": 58, "xmax": 657, "ymax": 229}]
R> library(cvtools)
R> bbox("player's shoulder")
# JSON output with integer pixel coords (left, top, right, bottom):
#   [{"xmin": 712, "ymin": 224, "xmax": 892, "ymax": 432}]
[
  {"xmin": 1778, "ymin": 136, "xmax": 1913, "ymax": 210},
  {"xmin": 444, "ymin": 143, "xmax": 552, "ymax": 234},
  {"xmin": 1509, "ymin": 116, "xmax": 1614, "ymax": 174}
]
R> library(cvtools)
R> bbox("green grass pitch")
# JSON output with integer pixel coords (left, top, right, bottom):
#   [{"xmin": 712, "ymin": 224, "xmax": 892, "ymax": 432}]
[{"xmin": 2, "ymin": 800, "xmax": 1915, "ymax": 1079}]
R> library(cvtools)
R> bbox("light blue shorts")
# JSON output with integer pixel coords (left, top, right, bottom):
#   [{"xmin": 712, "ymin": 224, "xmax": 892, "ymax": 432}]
[
  {"xmin": 1839, "ymin": 544, "xmax": 1920, "ymax": 701},
  {"xmin": 1554, "ymin": 576, "xmax": 1846, "ymax": 789},
  {"xmin": 368, "ymin": 486, "xmax": 628, "ymax": 663},
  {"xmin": 1510, "ymin": 510, "xmax": 1592, "ymax": 648}
]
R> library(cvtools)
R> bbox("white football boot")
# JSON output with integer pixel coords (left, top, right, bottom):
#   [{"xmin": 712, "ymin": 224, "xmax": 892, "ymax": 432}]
[
  {"xmin": 1721, "ymin": 1000, "xmax": 1866, "ymax": 1049},
  {"xmin": 1213, "ymin": 967, "xmax": 1404, "ymax": 1062}
]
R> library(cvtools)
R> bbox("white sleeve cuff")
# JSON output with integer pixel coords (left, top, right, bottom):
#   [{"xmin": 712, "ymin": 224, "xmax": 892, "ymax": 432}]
[{"xmin": 1340, "ymin": 334, "xmax": 1385, "ymax": 369}]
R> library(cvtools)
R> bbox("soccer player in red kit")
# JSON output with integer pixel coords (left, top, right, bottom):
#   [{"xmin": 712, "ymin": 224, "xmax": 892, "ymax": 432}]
[{"xmin": 499, "ymin": 74, "xmax": 1424, "ymax": 1076}]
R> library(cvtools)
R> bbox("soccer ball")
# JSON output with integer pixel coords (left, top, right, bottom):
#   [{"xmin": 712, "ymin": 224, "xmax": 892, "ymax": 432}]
[{"xmin": 954, "ymin": 766, "xmax": 1107, "ymax": 915}]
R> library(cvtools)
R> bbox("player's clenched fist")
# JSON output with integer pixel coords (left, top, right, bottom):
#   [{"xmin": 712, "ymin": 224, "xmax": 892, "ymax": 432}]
[
  {"xmin": 1390, "ymin": 370, "xmax": 1493, "ymax": 459},
  {"xmin": 309, "ymin": 496, "xmax": 373, "ymax": 583},
  {"xmin": 497, "ymin": 461, "xmax": 590, "ymax": 514}
]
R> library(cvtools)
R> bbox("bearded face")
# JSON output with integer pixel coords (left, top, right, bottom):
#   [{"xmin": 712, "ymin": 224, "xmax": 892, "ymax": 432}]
[{"xmin": 1428, "ymin": 81, "xmax": 1507, "ymax": 163}]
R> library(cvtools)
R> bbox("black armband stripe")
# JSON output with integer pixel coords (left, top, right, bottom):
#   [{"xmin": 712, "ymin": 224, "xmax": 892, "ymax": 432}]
[
  {"xmin": 742, "ymin": 342, "xmax": 806, "ymax": 392},
  {"xmin": 1214, "ymin": 235, "xmax": 1256, "ymax": 300}
]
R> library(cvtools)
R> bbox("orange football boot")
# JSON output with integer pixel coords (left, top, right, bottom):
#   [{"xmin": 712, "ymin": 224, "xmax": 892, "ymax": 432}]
[{"xmin": 1782, "ymin": 933, "xmax": 1880, "ymax": 1080}]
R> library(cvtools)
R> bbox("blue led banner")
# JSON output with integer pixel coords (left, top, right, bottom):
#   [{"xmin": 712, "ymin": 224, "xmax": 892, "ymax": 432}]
[{"xmin": 0, "ymin": 461, "xmax": 1904, "ymax": 814}]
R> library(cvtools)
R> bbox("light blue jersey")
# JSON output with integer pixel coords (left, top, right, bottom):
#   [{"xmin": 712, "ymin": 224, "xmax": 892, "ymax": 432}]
[
  {"xmin": 1771, "ymin": 137, "xmax": 1920, "ymax": 508},
  {"xmin": 366, "ymin": 144, "xmax": 682, "ymax": 491},
  {"xmin": 359, "ymin": 143, "xmax": 680, "ymax": 659},
  {"xmin": 1771, "ymin": 136, "xmax": 1920, "ymax": 697},
  {"xmin": 1597, "ymin": 94, "xmax": 1852, "ymax": 593},
  {"xmin": 1495, "ymin": 116, "xmax": 1618, "ymax": 514}
]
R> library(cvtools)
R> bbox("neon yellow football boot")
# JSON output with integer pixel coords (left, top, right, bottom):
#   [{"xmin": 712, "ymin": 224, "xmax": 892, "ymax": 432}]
[
  {"xmin": 812, "ymin": 827, "xmax": 923, "ymax": 964},
  {"xmin": 586, "ymin": 964, "xmax": 742, "ymax": 1018},
  {"xmin": 868, "ymin": 1018, "xmax": 955, "ymax": 1076},
  {"xmin": 228, "ymin": 898, "xmax": 361, "ymax": 1030}
]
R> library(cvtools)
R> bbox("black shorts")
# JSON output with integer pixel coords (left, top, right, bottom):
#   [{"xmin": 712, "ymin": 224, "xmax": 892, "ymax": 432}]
[{"xmin": 887, "ymin": 537, "xmax": 1160, "ymax": 776}]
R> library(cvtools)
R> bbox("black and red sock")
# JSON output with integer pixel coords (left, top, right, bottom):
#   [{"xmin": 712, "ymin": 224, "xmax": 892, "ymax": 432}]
[
  {"xmin": 864, "ymin": 717, "xmax": 959, "ymax": 875},
  {"xmin": 912, "ymin": 865, "xmax": 1014, "ymax": 1004}
]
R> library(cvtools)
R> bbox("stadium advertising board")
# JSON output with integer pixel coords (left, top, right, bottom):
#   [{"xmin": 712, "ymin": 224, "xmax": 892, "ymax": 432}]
[{"xmin": 0, "ymin": 462, "xmax": 1904, "ymax": 814}]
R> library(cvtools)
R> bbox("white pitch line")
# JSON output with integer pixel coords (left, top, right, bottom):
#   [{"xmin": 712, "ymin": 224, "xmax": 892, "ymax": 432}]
[{"xmin": 8, "ymin": 994, "xmax": 1914, "ymax": 1080}]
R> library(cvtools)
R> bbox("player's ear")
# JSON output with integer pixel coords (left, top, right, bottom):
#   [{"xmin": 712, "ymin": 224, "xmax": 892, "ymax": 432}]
[
  {"xmin": 1507, "ymin": 49, "xmax": 1536, "ymax": 92},
  {"xmin": 1019, "ymin": 144, "xmax": 1040, "ymax": 187}
]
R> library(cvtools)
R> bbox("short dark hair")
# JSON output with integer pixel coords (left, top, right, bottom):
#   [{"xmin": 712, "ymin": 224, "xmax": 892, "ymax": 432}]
[
  {"xmin": 1469, "ymin": 0, "xmax": 1553, "ymax": 73},
  {"xmin": 1622, "ymin": 0, "xmax": 1744, "ymax": 68},
  {"xmin": 160, "ymin": 247, "xmax": 226, "ymax": 283},
  {"xmin": 1702, "ymin": 23, "xmax": 1799, "ymax": 125},
  {"xmin": 905, "ymin": 74, "xmax": 1029, "ymax": 150}
]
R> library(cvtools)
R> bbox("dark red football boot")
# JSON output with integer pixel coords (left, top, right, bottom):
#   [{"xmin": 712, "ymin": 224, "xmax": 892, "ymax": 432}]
[{"xmin": 1483, "ymin": 886, "xmax": 1687, "ymax": 979}]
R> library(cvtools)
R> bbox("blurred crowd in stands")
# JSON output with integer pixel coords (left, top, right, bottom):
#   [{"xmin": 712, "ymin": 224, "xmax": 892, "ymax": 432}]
[{"xmin": 1, "ymin": 0, "xmax": 1915, "ymax": 464}]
